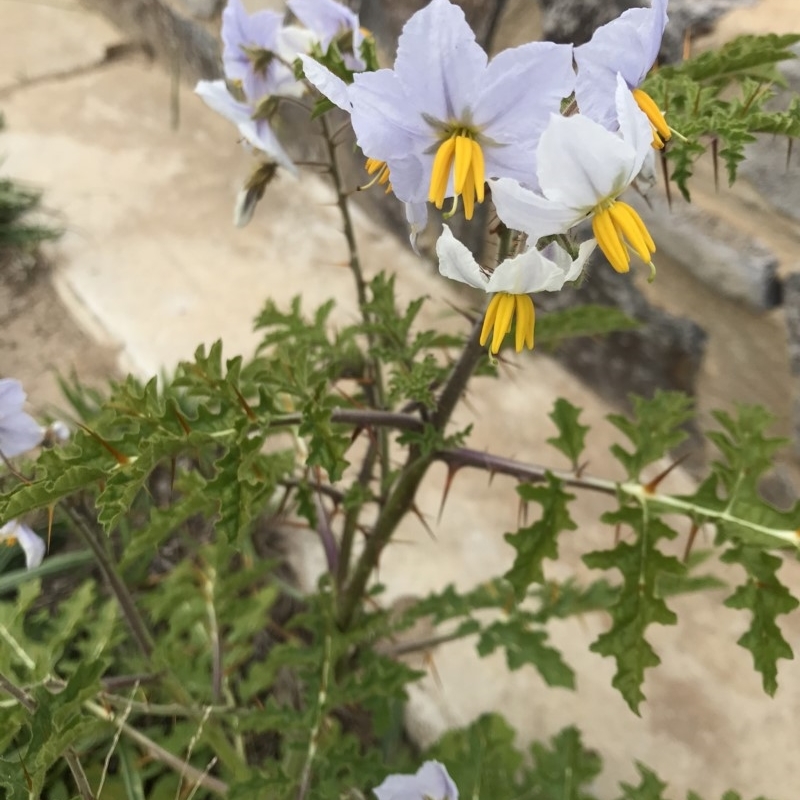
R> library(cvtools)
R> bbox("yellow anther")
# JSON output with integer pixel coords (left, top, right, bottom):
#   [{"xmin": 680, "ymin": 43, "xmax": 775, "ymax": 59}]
[
  {"xmin": 429, "ymin": 136, "xmax": 457, "ymax": 208},
  {"xmin": 514, "ymin": 294, "xmax": 535, "ymax": 352},
  {"xmin": 592, "ymin": 206, "xmax": 630, "ymax": 273},
  {"xmin": 428, "ymin": 133, "xmax": 486, "ymax": 220},
  {"xmin": 480, "ymin": 293, "xmax": 535, "ymax": 354},
  {"xmin": 593, "ymin": 200, "xmax": 655, "ymax": 274},
  {"xmin": 608, "ymin": 202, "xmax": 652, "ymax": 264},
  {"xmin": 632, "ymin": 88, "xmax": 671, "ymax": 145},
  {"xmin": 363, "ymin": 158, "xmax": 392, "ymax": 193}
]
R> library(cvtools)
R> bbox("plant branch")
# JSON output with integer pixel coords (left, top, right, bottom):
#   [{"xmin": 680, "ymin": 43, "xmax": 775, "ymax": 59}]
[
  {"xmin": 62, "ymin": 503, "xmax": 155, "ymax": 659},
  {"xmin": 0, "ymin": 670, "xmax": 95, "ymax": 800},
  {"xmin": 320, "ymin": 113, "xmax": 390, "ymax": 470},
  {"xmin": 84, "ymin": 700, "xmax": 229, "ymax": 796}
]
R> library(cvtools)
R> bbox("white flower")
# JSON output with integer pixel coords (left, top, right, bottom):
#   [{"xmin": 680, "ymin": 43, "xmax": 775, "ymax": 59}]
[
  {"xmin": 437, "ymin": 225, "xmax": 596, "ymax": 353},
  {"xmin": 374, "ymin": 761, "xmax": 458, "ymax": 800},
  {"xmin": 0, "ymin": 379, "xmax": 43, "ymax": 458},
  {"xmin": 490, "ymin": 75, "xmax": 656, "ymax": 277},
  {"xmin": 0, "ymin": 520, "xmax": 46, "ymax": 570}
]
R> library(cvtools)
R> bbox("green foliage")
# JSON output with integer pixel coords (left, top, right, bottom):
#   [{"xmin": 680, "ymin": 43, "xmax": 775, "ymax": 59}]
[
  {"xmin": 528, "ymin": 726, "xmax": 603, "ymax": 800},
  {"xmin": 644, "ymin": 33, "xmax": 800, "ymax": 198},
  {"xmin": 548, "ymin": 398, "xmax": 590, "ymax": 467},
  {"xmin": 504, "ymin": 475, "xmax": 577, "ymax": 600},
  {"xmin": 536, "ymin": 304, "xmax": 640, "ymax": 347},
  {"xmin": 584, "ymin": 507, "xmax": 685, "ymax": 713},
  {"xmin": 608, "ymin": 391, "xmax": 693, "ymax": 480}
]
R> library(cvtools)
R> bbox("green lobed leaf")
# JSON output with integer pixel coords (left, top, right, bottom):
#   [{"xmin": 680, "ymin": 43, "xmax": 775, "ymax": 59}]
[
  {"xmin": 608, "ymin": 392, "xmax": 693, "ymax": 480},
  {"xmin": 616, "ymin": 763, "xmax": 669, "ymax": 800},
  {"xmin": 526, "ymin": 726, "xmax": 602, "ymax": 800},
  {"xmin": 477, "ymin": 617, "xmax": 575, "ymax": 688},
  {"xmin": 583, "ymin": 506, "xmax": 685, "ymax": 713},
  {"xmin": 721, "ymin": 545, "xmax": 798, "ymax": 695},
  {"xmin": 547, "ymin": 398, "xmax": 590, "ymax": 467},
  {"xmin": 504, "ymin": 476, "xmax": 577, "ymax": 600},
  {"xmin": 425, "ymin": 713, "xmax": 523, "ymax": 798}
]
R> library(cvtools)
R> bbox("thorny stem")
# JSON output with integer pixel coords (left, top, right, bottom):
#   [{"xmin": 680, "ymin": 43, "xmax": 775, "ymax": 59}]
[
  {"xmin": 337, "ymin": 294, "xmax": 492, "ymax": 629},
  {"xmin": 320, "ymin": 112, "xmax": 392, "ymax": 582},
  {"xmin": 336, "ymin": 233, "xmax": 517, "ymax": 628}
]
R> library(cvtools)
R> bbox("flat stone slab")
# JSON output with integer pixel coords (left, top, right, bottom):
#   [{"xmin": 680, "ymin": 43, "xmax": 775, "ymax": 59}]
[
  {"xmin": 0, "ymin": 0, "xmax": 121, "ymax": 94},
  {"xmin": 628, "ymin": 190, "xmax": 781, "ymax": 310}
]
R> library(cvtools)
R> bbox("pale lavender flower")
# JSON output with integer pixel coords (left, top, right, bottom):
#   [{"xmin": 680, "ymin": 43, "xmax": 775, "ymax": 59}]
[
  {"xmin": 301, "ymin": 0, "xmax": 574, "ymax": 228},
  {"xmin": 222, "ymin": 0, "xmax": 306, "ymax": 102},
  {"xmin": 0, "ymin": 520, "xmax": 46, "ymax": 570},
  {"xmin": 575, "ymin": 0, "xmax": 670, "ymax": 145},
  {"xmin": 288, "ymin": 0, "xmax": 366, "ymax": 70},
  {"xmin": 195, "ymin": 80, "xmax": 298, "ymax": 173},
  {"xmin": 374, "ymin": 761, "xmax": 458, "ymax": 800},
  {"xmin": 0, "ymin": 379, "xmax": 42, "ymax": 458}
]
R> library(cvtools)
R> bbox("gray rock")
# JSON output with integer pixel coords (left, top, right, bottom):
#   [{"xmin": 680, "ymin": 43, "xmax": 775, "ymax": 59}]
[
  {"xmin": 626, "ymin": 191, "xmax": 781, "ymax": 311},
  {"xmin": 738, "ymin": 44, "xmax": 800, "ymax": 223},
  {"xmin": 180, "ymin": 0, "xmax": 221, "ymax": 20},
  {"xmin": 539, "ymin": 0, "xmax": 754, "ymax": 61},
  {"xmin": 783, "ymin": 273, "xmax": 800, "ymax": 456},
  {"xmin": 535, "ymin": 242, "xmax": 708, "ymax": 408}
]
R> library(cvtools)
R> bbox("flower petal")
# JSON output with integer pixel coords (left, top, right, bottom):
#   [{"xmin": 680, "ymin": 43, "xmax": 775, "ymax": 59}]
[
  {"xmin": 436, "ymin": 225, "xmax": 488, "ymax": 289},
  {"xmin": 536, "ymin": 112, "xmax": 639, "ymax": 208},
  {"xmin": 0, "ymin": 379, "xmax": 42, "ymax": 457},
  {"xmin": 392, "ymin": 0, "xmax": 487, "ymax": 122},
  {"xmin": 615, "ymin": 74, "xmax": 654, "ymax": 180},
  {"xmin": 299, "ymin": 55, "xmax": 352, "ymax": 111},
  {"xmin": 195, "ymin": 81, "xmax": 297, "ymax": 174},
  {"xmin": 288, "ymin": 0, "xmax": 360, "ymax": 54},
  {"xmin": 486, "ymin": 245, "xmax": 572, "ymax": 294},
  {"xmin": 374, "ymin": 760, "xmax": 458, "ymax": 800},
  {"xmin": 489, "ymin": 177, "xmax": 579, "ymax": 241},
  {"xmin": 476, "ymin": 41, "xmax": 574, "ymax": 146},
  {"xmin": 0, "ymin": 520, "xmax": 46, "ymax": 570}
]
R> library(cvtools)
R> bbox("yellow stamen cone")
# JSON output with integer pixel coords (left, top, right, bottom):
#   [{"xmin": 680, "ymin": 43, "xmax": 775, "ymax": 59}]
[
  {"xmin": 429, "ymin": 136, "xmax": 457, "ymax": 208},
  {"xmin": 632, "ymin": 88, "xmax": 671, "ymax": 143},
  {"xmin": 609, "ymin": 203, "xmax": 651, "ymax": 263},
  {"xmin": 592, "ymin": 207, "xmax": 630, "ymax": 273},
  {"xmin": 471, "ymin": 138, "xmax": 485, "ymax": 203},
  {"xmin": 513, "ymin": 294, "xmax": 535, "ymax": 352},
  {"xmin": 480, "ymin": 293, "xmax": 503, "ymax": 348},
  {"xmin": 454, "ymin": 135, "xmax": 473, "ymax": 195},
  {"xmin": 491, "ymin": 293, "xmax": 516, "ymax": 354},
  {"xmin": 363, "ymin": 158, "xmax": 392, "ymax": 193},
  {"xmin": 619, "ymin": 201, "xmax": 655, "ymax": 253},
  {"xmin": 462, "ymin": 168, "xmax": 476, "ymax": 220}
]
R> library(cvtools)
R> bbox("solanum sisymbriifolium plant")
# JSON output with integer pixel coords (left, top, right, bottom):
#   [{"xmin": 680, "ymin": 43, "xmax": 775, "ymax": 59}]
[{"xmin": 2, "ymin": 1, "xmax": 800, "ymax": 798}]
